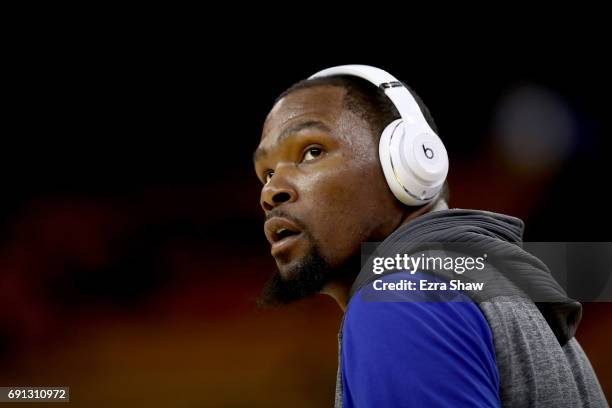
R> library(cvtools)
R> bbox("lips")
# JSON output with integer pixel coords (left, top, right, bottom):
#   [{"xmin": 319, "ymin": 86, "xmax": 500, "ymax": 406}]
[{"xmin": 264, "ymin": 217, "xmax": 303, "ymax": 255}]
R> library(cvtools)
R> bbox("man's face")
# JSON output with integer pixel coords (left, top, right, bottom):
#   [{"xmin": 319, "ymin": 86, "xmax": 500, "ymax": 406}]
[{"xmin": 253, "ymin": 85, "xmax": 403, "ymax": 303}]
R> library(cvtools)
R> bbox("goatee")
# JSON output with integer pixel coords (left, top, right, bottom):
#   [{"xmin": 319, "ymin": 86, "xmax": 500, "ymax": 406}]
[{"xmin": 257, "ymin": 246, "xmax": 332, "ymax": 306}]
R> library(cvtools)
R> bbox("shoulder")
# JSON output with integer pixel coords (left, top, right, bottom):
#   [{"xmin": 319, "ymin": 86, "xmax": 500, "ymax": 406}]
[
  {"xmin": 345, "ymin": 271, "xmax": 495, "ymax": 344},
  {"xmin": 340, "ymin": 271, "xmax": 500, "ymax": 407}
]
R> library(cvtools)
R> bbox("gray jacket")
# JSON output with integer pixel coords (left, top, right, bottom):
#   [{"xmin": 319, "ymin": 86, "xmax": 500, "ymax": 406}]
[{"xmin": 334, "ymin": 209, "xmax": 607, "ymax": 407}]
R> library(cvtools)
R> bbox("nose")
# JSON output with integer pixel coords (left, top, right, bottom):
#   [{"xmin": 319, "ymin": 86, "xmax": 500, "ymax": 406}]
[{"xmin": 260, "ymin": 173, "xmax": 298, "ymax": 212}]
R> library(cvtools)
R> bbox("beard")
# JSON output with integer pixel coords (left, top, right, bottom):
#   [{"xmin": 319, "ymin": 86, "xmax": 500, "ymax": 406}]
[{"xmin": 257, "ymin": 243, "xmax": 333, "ymax": 307}]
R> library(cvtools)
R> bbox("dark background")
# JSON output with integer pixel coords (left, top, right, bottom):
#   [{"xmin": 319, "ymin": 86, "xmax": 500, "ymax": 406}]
[{"xmin": 1, "ymin": 35, "xmax": 611, "ymax": 406}]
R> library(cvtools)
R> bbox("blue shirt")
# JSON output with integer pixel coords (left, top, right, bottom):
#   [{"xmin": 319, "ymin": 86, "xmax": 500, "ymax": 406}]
[{"xmin": 340, "ymin": 271, "xmax": 500, "ymax": 407}]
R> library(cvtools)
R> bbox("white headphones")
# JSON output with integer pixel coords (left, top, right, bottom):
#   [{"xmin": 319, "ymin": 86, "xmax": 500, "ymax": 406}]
[{"xmin": 309, "ymin": 65, "xmax": 449, "ymax": 206}]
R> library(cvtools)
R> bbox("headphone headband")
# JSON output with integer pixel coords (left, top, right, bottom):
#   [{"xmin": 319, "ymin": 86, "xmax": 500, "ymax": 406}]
[{"xmin": 309, "ymin": 65, "xmax": 433, "ymax": 134}]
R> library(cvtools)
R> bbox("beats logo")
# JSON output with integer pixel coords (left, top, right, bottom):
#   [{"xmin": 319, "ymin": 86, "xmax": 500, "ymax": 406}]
[{"xmin": 422, "ymin": 144, "xmax": 434, "ymax": 160}]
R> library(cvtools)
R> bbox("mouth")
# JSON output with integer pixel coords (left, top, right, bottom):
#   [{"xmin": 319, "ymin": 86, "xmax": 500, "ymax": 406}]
[{"xmin": 264, "ymin": 217, "xmax": 304, "ymax": 256}]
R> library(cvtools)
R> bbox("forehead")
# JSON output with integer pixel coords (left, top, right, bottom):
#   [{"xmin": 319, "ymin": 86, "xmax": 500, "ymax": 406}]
[{"xmin": 260, "ymin": 85, "xmax": 347, "ymax": 145}]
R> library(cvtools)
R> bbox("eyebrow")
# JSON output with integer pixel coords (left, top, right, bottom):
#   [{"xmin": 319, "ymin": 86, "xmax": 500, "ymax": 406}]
[{"xmin": 253, "ymin": 120, "xmax": 331, "ymax": 164}]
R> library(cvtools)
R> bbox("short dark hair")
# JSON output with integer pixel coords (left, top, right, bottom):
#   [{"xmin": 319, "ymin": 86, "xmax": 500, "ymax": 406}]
[
  {"xmin": 275, "ymin": 75, "xmax": 449, "ymax": 203},
  {"xmin": 275, "ymin": 75, "xmax": 439, "ymax": 139}
]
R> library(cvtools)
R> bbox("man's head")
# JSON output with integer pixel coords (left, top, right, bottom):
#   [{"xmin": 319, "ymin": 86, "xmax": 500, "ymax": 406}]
[{"xmin": 253, "ymin": 74, "xmax": 446, "ymax": 305}]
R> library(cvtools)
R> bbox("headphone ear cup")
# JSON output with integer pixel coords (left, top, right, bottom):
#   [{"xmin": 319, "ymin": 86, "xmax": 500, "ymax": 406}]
[{"xmin": 379, "ymin": 119, "xmax": 449, "ymax": 206}]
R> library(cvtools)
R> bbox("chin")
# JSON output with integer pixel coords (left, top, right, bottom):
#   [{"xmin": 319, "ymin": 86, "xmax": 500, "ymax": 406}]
[
  {"xmin": 272, "ymin": 240, "xmax": 314, "ymax": 276},
  {"xmin": 258, "ymin": 244, "xmax": 333, "ymax": 307},
  {"xmin": 275, "ymin": 256, "xmax": 307, "ymax": 280}
]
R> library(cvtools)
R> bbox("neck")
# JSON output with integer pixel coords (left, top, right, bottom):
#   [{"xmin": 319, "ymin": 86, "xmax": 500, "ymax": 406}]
[
  {"xmin": 322, "ymin": 280, "xmax": 351, "ymax": 312},
  {"xmin": 323, "ymin": 199, "xmax": 449, "ymax": 312}
]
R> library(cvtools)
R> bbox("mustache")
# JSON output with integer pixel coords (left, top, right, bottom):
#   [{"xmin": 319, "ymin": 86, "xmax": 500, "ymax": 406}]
[{"xmin": 264, "ymin": 209, "xmax": 307, "ymax": 231}]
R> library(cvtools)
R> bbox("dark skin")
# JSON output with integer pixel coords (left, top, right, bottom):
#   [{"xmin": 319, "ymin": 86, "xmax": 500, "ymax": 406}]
[{"xmin": 254, "ymin": 85, "xmax": 441, "ymax": 310}]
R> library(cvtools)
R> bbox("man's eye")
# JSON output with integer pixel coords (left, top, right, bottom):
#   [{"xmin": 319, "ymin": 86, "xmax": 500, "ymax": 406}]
[
  {"xmin": 264, "ymin": 171, "xmax": 274, "ymax": 184},
  {"xmin": 303, "ymin": 147, "xmax": 323, "ymax": 162}
]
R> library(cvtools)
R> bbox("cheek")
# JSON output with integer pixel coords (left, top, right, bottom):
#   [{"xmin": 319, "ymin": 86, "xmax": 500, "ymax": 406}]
[{"xmin": 300, "ymin": 159, "xmax": 395, "ymax": 266}]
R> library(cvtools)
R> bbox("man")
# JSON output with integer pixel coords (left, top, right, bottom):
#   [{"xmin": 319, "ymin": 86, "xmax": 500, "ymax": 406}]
[{"xmin": 252, "ymin": 65, "xmax": 607, "ymax": 407}]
